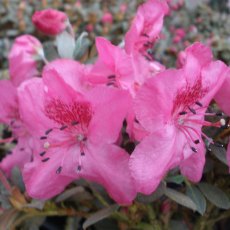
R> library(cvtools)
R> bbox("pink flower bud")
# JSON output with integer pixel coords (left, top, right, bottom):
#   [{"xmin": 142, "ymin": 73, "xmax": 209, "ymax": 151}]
[
  {"xmin": 120, "ymin": 3, "xmax": 127, "ymax": 13},
  {"xmin": 101, "ymin": 12, "xmax": 113, "ymax": 24},
  {"xmin": 32, "ymin": 9, "xmax": 68, "ymax": 36}
]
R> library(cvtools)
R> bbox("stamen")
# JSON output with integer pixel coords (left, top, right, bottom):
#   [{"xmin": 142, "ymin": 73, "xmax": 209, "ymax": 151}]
[
  {"xmin": 45, "ymin": 128, "xmax": 53, "ymax": 135},
  {"xmin": 191, "ymin": 147, "xmax": 197, "ymax": 153},
  {"xmin": 71, "ymin": 121, "xmax": 79, "ymax": 126},
  {"xmin": 56, "ymin": 166, "xmax": 62, "ymax": 174},
  {"xmin": 220, "ymin": 118, "xmax": 226, "ymax": 127},
  {"xmin": 40, "ymin": 136, "xmax": 47, "ymax": 140},
  {"xmin": 77, "ymin": 165, "xmax": 82, "ymax": 171},
  {"xmin": 216, "ymin": 112, "xmax": 223, "ymax": 117},
  {"xmin": 195, "ymin": 101, "xmax": 203, "ymax": 107},
  {"xmin": 188, "ymin": 106, "xmax": 196, "ymax": 114},
  {"xmin": 134, "ymin": 117, "xmax": 140, "ymax": 123},
  {"xmin": 179, "ymin": 111, "xmax": 187, "ymax": 115},
  {"xmin": 44, "ymin": 141, "xmax": 50, "ymax": 149},
  {"xmin": 60, "ymin": 125, "xmax": 68, "ymax": 130},
  {"xmin": 107, "ymin": 75, "xmax": 116, "ymax": 79},
  {"xmin": 107, "ymin": 82, "xmax": 116, "ymax": 86},
  {"xmin": 194, "ymin": 139, "xmax": 200, "ymax": 144},
  {"xmin": 20, "ymin": 148, "xmax": 24, "ymax": 151},
  {"xmin": 39, "ymin": 151, "xmax": 46, "ymax": 156},
  {"xmin": 214, "ymin": 142, "xmax": 224, "ymax": 148},
  {"xmin": 42, "ymin": 157, "xmax": 50, "ymax": 162},
  {"xmin": 81, "ymin": 152, "xmax": 85, "ymax": 156}
]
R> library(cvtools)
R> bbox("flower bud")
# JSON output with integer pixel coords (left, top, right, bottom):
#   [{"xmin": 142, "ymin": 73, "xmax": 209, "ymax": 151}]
[{"xmin": 32, "ymin": 9, "xmax": 68, "ymax": 36}]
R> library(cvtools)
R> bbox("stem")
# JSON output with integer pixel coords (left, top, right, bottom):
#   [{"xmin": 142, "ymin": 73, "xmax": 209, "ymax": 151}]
[
  {"xmin": 0, "ymin": 169, "xmax": 11, "ymax": 193},
  {"xmin": 11, "ymin": 209, "xmax": 88, "ymax": 229}
]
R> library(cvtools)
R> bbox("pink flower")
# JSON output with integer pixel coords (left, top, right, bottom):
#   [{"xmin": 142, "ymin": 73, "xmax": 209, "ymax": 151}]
[
  {"xmin": 32, "ymin": 9, "xmax": 68, "ymax": 36},
  {"xmin": 129, "ymin": 43, "xmax": 229, "ymax": 194},
  {"xmin": 18, "ymin": 65, "xmax": 136, "ymax": 204},
  {"xmin": 214, "ymin": 72, "xmax": 230, "ymax": 171},
  {"xmin": 0, "ymin": 35, "xmax": 42, "ymax": 176},
  {"xmin": 124, "ymin": 0, "xmax": 168, "ymax": 55},
  {"xmin": 89, "ymin": 37, "xmax": 163, "ymax": 97},
  {"xmin": 101, "ymin": 12, "xmax": 113, "ymax": 24},
  {"xmin": 9, "ymin": 35, "xmax": 43, "ymax": 86},
  {"xmin": 120, "ymin": 4, "xmax": 127, "ymax": 13},
  {"xmin": 0, "ymin": 80, "xmax": 32, "ymax": 176},
  {"xmin": 215, "ymin": 75, "xmax": 230, "ymax": 116}
]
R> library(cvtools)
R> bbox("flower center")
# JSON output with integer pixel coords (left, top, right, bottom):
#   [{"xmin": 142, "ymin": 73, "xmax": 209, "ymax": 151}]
[
  {"xmin": 172, "ymin": 79, "xmax": 225, "ymax": 154},
  {"xmin": 39, "ymin": 98, "xmax": 93, "ymax": 174}
]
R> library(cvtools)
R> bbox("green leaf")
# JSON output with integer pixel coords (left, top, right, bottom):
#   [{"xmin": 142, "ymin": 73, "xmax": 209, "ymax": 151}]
[
  {"xmin": 210, "ymin": 144, "xmax": 228, "ymax": 165},
  {"xmin": 136, "ymin": 182, "xmax": 165, "ymax": 203},
  {"xmin": 164, "ymin": 187, "xmax": 197, "ymax": 211},
  {"xmin": 55, "ymin": 186, "xmax": 85, "ymax": 203},
  {"xmin": 198, "ymin": 183, "xmax": 230, "ymax": 209},
  {"xmin": 73, "ymin": 32, "xmax": 91, "ymax": 60},
  {"xmin": 56, "ymin": 31, "xmax": 75, "ymax": 59},
  {"xmin": 186, "ymin": 185, "xmax": 206, "ymax": 215},
  {"xmin": 166, "ymin": 175, "xmax": 184, "ymax": 184},
  {"xmin": 83, "ymin": 204, "xmax": 119, "ymax": 230}
]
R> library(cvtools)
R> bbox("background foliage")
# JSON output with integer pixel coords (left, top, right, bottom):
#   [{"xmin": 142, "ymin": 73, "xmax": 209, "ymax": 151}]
[{"xmin": 0, "ymin": 0, "xmax": 230, "ymax": 229}]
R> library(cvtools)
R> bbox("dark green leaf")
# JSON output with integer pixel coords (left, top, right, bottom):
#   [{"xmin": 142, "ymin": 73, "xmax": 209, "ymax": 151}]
[
  {"xmin": 164, "ymin": 187, "xmax": 197, "ymax": 211},
  {"xmin": 186, "ymin": 185, "xmax": 206, "ymax": 215},
  {"xmin": 136, "ymin": 182, "xmax": 165, "ymax": 203},
  {"xmin": 166, "ymin": 175, "xmax": 184, "ymax": 184},
  {"xmin": 198, "ymin": 183, "xmax": 230, "ymax": 209},
  {"xmin": 83, "ymin": 204, "xmax": 119, "ymax": 230},
  {"xmin": 210, "ymin": 144, "xmax": 228, "ymax": 165}
]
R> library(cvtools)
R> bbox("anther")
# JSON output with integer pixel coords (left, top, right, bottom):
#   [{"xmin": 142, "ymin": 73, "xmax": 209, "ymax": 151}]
[
  {"xmin": 71, "ymin": 121, "xmax": 79, "ymax": 126},
  {"xmin": 194, "ymin": 139, "xmax": 200, "ymax": 144},
  {"xmin": 40, "ymin": 136, "xmax": 47, "ymax": 140},
  {"xmin": 42, "ymin": 157, "xmax": 50, "ymax": 162},
  {"xmin": 214, "ymin": 142, "xmax": 224, "ymax": 148},
  {"xmin": 45, "ymin": 128, "xmax": 53, "ymax": 135},
  {"xmin": 188, "ymin": 107, "xmax": 196, "ymax": 114},
  {"xmin": 60, "ymin": 125, "xmax": 68, "ymax": 130},
  {"xmin": 107, "ymin": 75, "xmax": 116, "ymax": 79},
  {"xmin": 77, "ymin": 165, "xmax": 82, "ymax": 171},
  {"xmin": 44, "ymin": 141, "xmax": 50, "ymax": 149},
  {"xmin": 107, "ymin": 82, "xmax": 115, "ymax": 86},
  {"xmin": 220, "ymin": 118, "xmax": 226, "ymax": 127},
  {"xmin": 81, "ymin": 152, "xmax": 85, "ymax": 156},
  {"xmin": 134, "ymin": 117, "xmax": 140, "ymax": 123},
  {"xmin": 191, "ymin": 146, "xmax": 198, "ymax": 153},
  {"xmin": 195, "ymin": 101, "xmax": 203, "ymax": 107},
  {"xmin": 216, "ymin": 112, "xmax": 223, "ymax": 117},
  {"xmin": 179, "ymin": 111, "xmax": 187, "ymax": 115},
  {"xmin": 20, "ymin": 148, "xmax": 24, "ymax": 151},
  {"xmin": 56, "ymin": 166, "xmax": 62, "ymax": 174},
  {"xmin": 39, "ymin": 151, "xmax": 46, "ymax": 156}
]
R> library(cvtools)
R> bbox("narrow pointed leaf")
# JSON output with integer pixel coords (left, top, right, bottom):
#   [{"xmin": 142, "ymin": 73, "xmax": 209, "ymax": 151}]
[
  {"xmin": 83, "ymin": 204, "xmax": 119, "ymax": 230},
  {"xmin": 164, "ymin": 187, "xmax": 197, "ymax": 211},
  {"xmin": 198, "ymin": 183, "xmax": 230, "ymax": 209},
  {"xmin": 186, "ymin": 185, "xmax": 206, "ymax": 215}
]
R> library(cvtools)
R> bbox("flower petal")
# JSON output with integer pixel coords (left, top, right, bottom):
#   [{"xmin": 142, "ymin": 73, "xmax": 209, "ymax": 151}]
[
  {"xmin": 82, "ymin": 143, "xmax": 136, "ymax": 205},
  {"xmin": 180, "ymin": 141, "xmax": 205, "ymax": 182},
  {"xmin": 129, "ymin": 125, "xmax": 176, "ymax": 194}
]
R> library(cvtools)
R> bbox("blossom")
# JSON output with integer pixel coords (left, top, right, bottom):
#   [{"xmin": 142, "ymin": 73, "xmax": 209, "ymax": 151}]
[
  {"xmin": 129, "ymin": 43, "xmax": 229, "ymax": 194},
  {"xmin": 214, "ymin": 73, "xmax": 230, "ymax": 171},
  {"xmin": 18, "ymin": 65, "xmax": 136, "ymax": 205},
  {"xmin": 89, "ymin": 37, "xmax": 164, "ymax": 97},
  {"xmin": 32, "ymin": 9, "xmax": 68, "ymax": 36},
  {"xmin": 101, "ymin": 12, "xmax": 113, "ymax": 24},
  {"xmin": 124, "ymin": 0, "xmax": 168, "ymax": 55},
  {"xmin": 0, "ymin": 80, "xmax": 32, "ymax": 177},
  {"xmin": 0, "ymin": 35, "xmax": 43, "ymax": 176},
  {"xmin": 9, "ymin": 35, "xmax": 44, "ymax": 86}
]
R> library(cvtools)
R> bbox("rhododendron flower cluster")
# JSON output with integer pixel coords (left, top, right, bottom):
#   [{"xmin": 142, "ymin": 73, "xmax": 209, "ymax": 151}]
[{"xmin": 0, "ymin": 0, "xmax": 229, "ymax": 206}]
